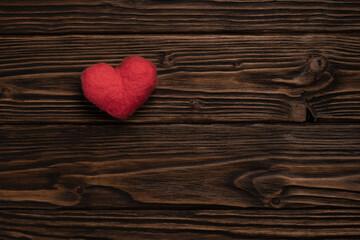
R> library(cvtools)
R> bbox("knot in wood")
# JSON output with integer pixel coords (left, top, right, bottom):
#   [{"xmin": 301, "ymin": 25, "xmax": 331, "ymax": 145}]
[
  {"xmin": 190, "ymin": 99, "xmax": 202, "ymax": 111},
  {"xmin": 233, "ymin": 61, "xmax": 242, "ymax": 70},
  {"xmin": 0, "ymin": 87, "xmax": 12, "ymax": 98},
  {"xmin": 271, "ymin": 197, "xmax": 281, "ymax": 206},
  {"xmin": 57, "ymin": 175, "xmax": 85, "ymax": 194},
  {"xmin": 273, "ymin": 53, "xmax": 334, "ymax": 100},
  {"xmin": 308, "ymin": 55, "xmax": 327, "ymax": 74},
  {"xmin": 233, "ymin": 170, "xmax": 287, "ymax": 208},
  {"xmin": 76, "ymin": 186, "xmax": 83, "ymax": 194},
  {"xmin": 161, "ymin": 52, "xmax": 174, "ymax": 66}
]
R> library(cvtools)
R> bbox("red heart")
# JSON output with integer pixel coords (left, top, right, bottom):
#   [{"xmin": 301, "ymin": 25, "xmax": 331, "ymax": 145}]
[{"xmin": 81, "ymin": 56, "xmax": 157, "ymax": 119}]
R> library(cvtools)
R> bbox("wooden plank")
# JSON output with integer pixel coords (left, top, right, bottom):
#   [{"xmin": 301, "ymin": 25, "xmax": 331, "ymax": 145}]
[
  {"xmin": 1, "ymin": 0, "xmax": 360, "ymax": 34},
  {"xmin": 1, "ymin": 34, "xmax": 360, "ymax": 123},
  {"xmin": 1, "ymin": 209, "xmax": 360, "ymax": 239},
  {"xmin": 1, "ymin": 124, "xmax": 360, "ymax": 209}
]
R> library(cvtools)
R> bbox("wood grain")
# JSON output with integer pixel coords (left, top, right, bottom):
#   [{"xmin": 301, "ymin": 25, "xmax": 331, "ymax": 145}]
[
  {"xmin": 2, "ymin": 1, "xmax": 360, "ymax": 238},
  {"xmin": 1, "ymin": 124, "xmax": 360, "ymax": 209},
  {"xmin": 1, "ymin": 209, "xmax": 360, "ymax": 239},
  {"xmin": 1, "ymin": 0, "xmax": 360, "ymax": 34},
  {"xmin": 1, "ymin": 34, "xmax": 360, "ymax": 123}
]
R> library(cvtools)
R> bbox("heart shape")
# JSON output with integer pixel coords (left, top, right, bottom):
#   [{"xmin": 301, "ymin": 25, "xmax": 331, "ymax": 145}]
[{"xmin": 81, "ymin": 56, "xmax": 157, "ymax": 119}]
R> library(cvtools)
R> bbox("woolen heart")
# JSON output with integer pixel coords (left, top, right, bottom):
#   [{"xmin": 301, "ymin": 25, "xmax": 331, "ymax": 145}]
[{"xmin": 81, "ymin": 56, "xmax": 157, "ymax": 119}]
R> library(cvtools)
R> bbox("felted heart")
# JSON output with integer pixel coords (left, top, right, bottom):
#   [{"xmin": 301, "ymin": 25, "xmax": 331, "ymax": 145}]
[{"xmin": 81, "ymin": 56, "xmax": 157, "ymax": 119}]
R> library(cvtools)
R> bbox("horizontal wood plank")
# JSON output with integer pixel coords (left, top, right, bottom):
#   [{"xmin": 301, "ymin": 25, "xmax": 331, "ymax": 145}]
[
  {"xmin": 1, "ymin": 34, "xmax": 360, "ymax": 123},
  {"xmin": 1, "ymin": 0, "xmax": 360, "ymax": 34},
  {"xmin": 1, "ymin": 124, "xmax": 360, "ymax": 209},
  {"xmin": 1, "ymin": 209, "xmax": 360, "ymax": 239}
]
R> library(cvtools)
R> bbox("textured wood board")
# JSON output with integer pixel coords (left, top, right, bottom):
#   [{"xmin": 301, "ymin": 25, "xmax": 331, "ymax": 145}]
[
  {"xmin": 1, "ymin": 124, "xmax": 360, "ymax": 209},
  {"xmin": 1, "ymin": 34, "xmax": 360, "ymax": 123},
  {"xmin": 1, "ymin": 209, "xmax": 360, "ymax": 239},
  {"xmin": 1, "ymin": 0, "xmax": 360, "ymax": 34}
]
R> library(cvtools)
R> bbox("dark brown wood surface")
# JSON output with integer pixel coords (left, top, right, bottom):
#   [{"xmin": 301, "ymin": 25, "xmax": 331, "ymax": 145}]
[
  {"xmin": 2, "ymin": 34, "xmax": 360, "ymax": 123},
  {"xmin": 1, "ymin": 124, "xmax": 360, "ymax": 209},
  {"xmin": 1, "ymin": 209, "xmax": 360, "ymax": 239},
  {"xmin": 1, "ymin": 0, "xmax": 360, "ymax": 34},
  {"xmin": 1, "ymin": 0, "xmax": 360, "ymax": 239}
]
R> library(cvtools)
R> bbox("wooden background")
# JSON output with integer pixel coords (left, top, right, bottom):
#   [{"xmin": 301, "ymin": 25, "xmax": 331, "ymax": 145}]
[{"xmin": 1, "ymin": 0, "xmax": 360, "ymax": 239}]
